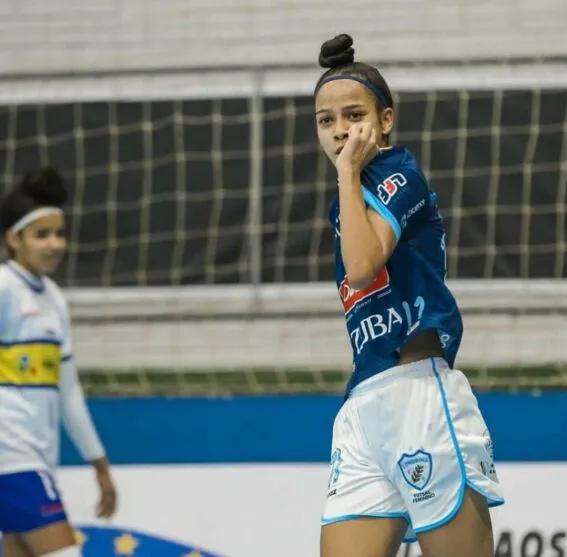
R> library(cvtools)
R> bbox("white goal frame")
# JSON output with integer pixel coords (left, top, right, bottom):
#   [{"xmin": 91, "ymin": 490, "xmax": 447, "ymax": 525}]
[{"xmin": 1, "ymin": 62, "xmax": 566, "ymax": 373}]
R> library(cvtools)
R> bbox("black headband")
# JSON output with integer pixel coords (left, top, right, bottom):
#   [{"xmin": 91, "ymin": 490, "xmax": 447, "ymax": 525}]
[{"xmin": 315, "ymin": 74, "xmax": 391, "ymax": 108}]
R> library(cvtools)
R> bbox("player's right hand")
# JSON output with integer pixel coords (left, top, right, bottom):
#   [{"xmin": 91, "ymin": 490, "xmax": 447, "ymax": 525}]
[
  {"xmin": 335, "ymin": 122, "xmax": 379, "ymax": 175},
  {"xmin": 95, "ymin": 468, "xmax": 118, "ymax": 518}
]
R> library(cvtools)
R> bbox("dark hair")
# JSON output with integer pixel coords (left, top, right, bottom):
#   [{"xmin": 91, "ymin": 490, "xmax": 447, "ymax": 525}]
[
  {"xmin": 0, "ymin": 167, "xmax": 67, "ymax": 233},
  {"xmin": 315, "ymin": 34, "xmax": 394, "ymax": 110}
]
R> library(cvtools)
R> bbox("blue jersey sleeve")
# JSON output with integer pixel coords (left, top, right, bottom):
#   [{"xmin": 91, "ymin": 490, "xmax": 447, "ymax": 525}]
[{"xmin": 361, "ymin": 168, "xmax": 430, "ymax": 242}]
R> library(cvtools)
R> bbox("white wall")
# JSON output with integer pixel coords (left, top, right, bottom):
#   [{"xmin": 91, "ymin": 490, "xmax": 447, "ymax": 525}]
[
  {"xmin": 69, "ymin": 312, "xmax": 567, "ymax": 371},
  {"xmin": 1, "ymin": 0, "xmax": 565, "ymax": 75},
  {"xmin": 66, "ymin": 282, "xmax": 567, "ymax": 370}
]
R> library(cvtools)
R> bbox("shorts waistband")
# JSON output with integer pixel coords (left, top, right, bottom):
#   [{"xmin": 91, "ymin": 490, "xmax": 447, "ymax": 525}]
[{"xmin": 349, "ymin": 357, "xmax": 449, "ymax": 398}]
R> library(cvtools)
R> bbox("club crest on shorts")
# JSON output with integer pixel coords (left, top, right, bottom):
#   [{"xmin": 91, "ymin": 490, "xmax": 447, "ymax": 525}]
[{"xmin": 398, "ymin": 450, "xmax": 433, "ymax": 491}]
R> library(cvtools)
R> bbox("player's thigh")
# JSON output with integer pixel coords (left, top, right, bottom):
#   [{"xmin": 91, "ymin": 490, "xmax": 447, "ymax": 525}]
[
  {"xmin": 20, "ymin": 519, "xmax": 77, "ymax": 556},
  {"xmin": 417, "ymin": 487, "xmax": 494, "ymax": 557},
  {"xmin": 2, "ymin": 534, "xmax": 34, "ymax": 557},
  {"xmin": 321, "ymin": 516, "xmax": 407, "ymax": 557},
  {"xmin": 0, "ymin": 470, "xmax": 75, "ymax": 556}
]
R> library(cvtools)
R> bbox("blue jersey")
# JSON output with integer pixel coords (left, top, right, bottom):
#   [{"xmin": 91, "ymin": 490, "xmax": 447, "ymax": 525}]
[{"xmin": 329, "ymin": 145, "xmax": 463, "ymax": 396}]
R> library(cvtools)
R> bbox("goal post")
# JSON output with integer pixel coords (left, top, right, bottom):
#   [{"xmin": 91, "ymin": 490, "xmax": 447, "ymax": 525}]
[{"xmin": 0, "ymin": 61, "xmax": 565, "ymax": 394}]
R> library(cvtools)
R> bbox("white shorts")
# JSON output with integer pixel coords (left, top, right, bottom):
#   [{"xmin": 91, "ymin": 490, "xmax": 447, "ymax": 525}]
[{"xmin": 321, "ymin": 357, "xmax": 505, "ymax": 542}]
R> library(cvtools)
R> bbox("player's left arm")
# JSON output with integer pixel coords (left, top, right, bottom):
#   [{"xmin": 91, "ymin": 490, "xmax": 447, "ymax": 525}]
[
  {"xmin": 58, "ymin": 296, "xmax": 117, "ymax": 517},
  {"xmin": 338, "ymin": 167, "xmax": 395, "ymax": 289}
]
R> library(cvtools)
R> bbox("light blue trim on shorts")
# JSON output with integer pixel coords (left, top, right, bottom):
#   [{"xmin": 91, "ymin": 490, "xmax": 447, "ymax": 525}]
[
  {"xmin": 321, "ymin": 511, "xmax": 409, "ymax": 526},
  {"xmin": 468, "ymin": 482, "xmax": 505, "ymax": 509},
  {"xmin": 413, "ymin": 359, "xmax": 504, "ymax": 535}
]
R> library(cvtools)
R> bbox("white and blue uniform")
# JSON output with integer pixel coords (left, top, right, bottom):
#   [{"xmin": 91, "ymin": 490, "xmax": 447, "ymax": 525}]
[
  {"xmin": 0, "ymin": 260, "xmax": 105, "ymax": 534},
  {"xmin": 322, "ymin": 146, "xmax": 504, "ymax": 541}
]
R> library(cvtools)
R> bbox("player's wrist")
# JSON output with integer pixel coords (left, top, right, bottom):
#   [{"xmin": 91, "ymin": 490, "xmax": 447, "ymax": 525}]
[
  {"xmin": 336, "ymin": 166, "xmax": 360, "ymax": 185},
  {"xmin": 91, "ymin": 455, "xmax": 110, "ymax": 476}
]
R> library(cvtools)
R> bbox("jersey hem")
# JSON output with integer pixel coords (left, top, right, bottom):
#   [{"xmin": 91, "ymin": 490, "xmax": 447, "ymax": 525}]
[
  {"xmin": 346, "ymin": 317, "xmax": 461, "ymax": 395},
  {"xmin": 0, "ymin": 462, "xmax": 51, "ymax": 476}
]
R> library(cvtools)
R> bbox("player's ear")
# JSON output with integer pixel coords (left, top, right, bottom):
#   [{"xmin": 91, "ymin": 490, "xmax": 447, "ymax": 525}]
[
  {"xmin": 379, "ymin": 108, "xmax": 394, "ymax": 137},
  {"xmin": 5, "ymin": 229, "xmax": 21, "ymax": 254}
]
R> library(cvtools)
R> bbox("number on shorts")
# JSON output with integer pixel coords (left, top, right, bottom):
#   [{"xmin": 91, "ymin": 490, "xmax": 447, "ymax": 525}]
[{"xmin": 328, "ymin": 449, "xmax": 343, "ymax": 488}]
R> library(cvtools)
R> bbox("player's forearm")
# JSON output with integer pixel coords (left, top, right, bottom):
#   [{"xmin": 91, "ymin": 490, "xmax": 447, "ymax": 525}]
[
  {"xmin": 60, "ymin": 360, "xmax": 106, "ymax": 463},
  {"xmin": 61, "ymin": 388, "xmax": 106, "ymax": 462},
  {"xmin": 338, "ymin": 169, "xmax": 385, "ymax": 288}
]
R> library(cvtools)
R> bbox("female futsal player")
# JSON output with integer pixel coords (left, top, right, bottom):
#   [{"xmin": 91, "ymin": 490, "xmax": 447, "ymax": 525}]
[
  {"xmin": 0, "ymin": 168, "xmax": 117, "ymax": 557},
  {"xmin": 316, "ymin": 35, "xmax": 504, "ymax": 557}
]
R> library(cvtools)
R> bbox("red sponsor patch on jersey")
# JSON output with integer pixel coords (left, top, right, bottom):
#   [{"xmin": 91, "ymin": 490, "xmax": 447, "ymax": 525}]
[
  {"xmin": 376, "ymin": 173, "xmax": 408, "ymax": 205},
  {"xmin": 338, "ymin": 267, "xmax": 390, "ymax": 314},
  {"xmin": 383, "ymin": 178, "xmax": 397, "ymax": 195}
]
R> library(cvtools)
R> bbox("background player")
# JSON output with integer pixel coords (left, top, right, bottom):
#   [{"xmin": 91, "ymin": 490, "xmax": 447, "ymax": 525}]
[
  {"xmin": 315, "ymin": 34, "xmax": 504, "ymax": 557},
  {"xmin": 0, "ymin": 168, "xmax": 117, "ymax": 557}
]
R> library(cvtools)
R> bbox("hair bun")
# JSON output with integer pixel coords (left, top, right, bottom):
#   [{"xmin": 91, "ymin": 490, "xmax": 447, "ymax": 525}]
[
  {"xmin": 319, "ymin": 34, "xmax": 355, "ymax": 69},
  {"xmin": 18, "ymin": 167, "xmax": 67, "ymax": 207}
]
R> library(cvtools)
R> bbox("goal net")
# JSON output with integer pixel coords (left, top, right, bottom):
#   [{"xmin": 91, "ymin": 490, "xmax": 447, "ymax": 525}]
[{"xmin": 0, "ymin": 62, "xmax": 566, "ymax": 395}]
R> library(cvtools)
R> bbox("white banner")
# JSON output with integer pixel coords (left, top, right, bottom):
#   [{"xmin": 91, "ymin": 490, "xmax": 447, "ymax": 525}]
[{"xmin": 57, "ymin": 463, "xmax": 565, "ymax": 557}]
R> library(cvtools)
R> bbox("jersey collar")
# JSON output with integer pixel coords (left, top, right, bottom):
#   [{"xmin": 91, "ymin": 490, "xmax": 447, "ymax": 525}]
[{"xmin": 6, "ymin": 260, "xmax": 45, "ymax": 294}]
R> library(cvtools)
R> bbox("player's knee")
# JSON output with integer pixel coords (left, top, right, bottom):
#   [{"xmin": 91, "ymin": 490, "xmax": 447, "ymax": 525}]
[{"xmin": 41, "ymin": 546, "xmax": 82, "ymax": 557}]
